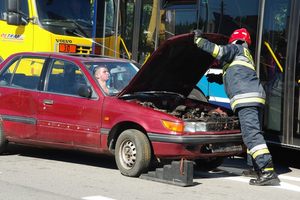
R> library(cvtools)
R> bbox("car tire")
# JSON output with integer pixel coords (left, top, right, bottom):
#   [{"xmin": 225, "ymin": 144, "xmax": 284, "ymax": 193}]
[
  {"xmin": 188, "ymin": 88, "xmax": 208, "ymax": 102},
  {"xmin": 115, "ymin": 129, "xmax": 151, "ymax": 177},
  {"xmin": 0, "ymin": 123, "xmax": 8, "ymax": 154},
  {"xmin": 195, "ymin": 157, "xmax": 225, "ymax": 169}
]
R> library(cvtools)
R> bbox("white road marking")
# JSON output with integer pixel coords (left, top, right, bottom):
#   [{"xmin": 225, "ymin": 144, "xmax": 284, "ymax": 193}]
[
  {"xmin": 82, "ymin": 196, "xmax": 116, "ymax": 200},
  {"xmin": 224, "ymin": 176, "xmax": 300, "ymax": 192},
  {"xmin": 279, "ymin": 182, "xmax": 300, "ymax": 192},
  {"xmin": 196, "ymin": 170, "xmax": 300, "ymax": 192},
  {"xmin": 279, "ymin": 175, "xmax": 300, "ymax": 182}
]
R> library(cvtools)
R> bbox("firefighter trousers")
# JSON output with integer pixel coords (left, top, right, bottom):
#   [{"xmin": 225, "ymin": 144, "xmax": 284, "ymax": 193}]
[{"xmin": 237, "ymin": 106, "xmax": 272, "ymax": 170}]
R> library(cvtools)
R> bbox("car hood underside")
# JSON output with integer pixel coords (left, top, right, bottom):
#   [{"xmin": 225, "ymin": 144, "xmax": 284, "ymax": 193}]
[{"xmin": 118, "ymin": 33, "xmax": 229, "ymax": 98}]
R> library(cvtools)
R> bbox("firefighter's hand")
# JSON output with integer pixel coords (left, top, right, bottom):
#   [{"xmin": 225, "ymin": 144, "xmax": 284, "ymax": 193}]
[
  {"xmin": 206, "ymin": 73, "xmax": 223, "ymax": 85},
  {"xmin": 193, "ymin": 29, "xmax": 203, "ymax": 43}
]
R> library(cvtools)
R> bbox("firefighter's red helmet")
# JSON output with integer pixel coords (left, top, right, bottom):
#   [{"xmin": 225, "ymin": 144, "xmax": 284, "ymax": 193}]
[{"xmin": 228, "ymin": 28, "xmax": 251, "ymax": 46}]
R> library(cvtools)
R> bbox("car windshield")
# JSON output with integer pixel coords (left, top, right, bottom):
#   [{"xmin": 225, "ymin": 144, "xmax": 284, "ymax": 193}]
[{"xmin": 84, "ymin": 61, "xmax": 138, "ymax": 95}]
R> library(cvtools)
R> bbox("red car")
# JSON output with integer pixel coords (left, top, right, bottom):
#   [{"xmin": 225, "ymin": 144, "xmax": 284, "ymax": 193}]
[{"xmin": 0, "ymin": 33, "xmax": 245, "ymax": 177}]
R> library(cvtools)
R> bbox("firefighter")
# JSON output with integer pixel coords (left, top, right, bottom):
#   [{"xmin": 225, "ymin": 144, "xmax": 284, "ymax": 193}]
[{"xmin": 193, "ymin": 28, "xmax": 280, "ymax": 186}]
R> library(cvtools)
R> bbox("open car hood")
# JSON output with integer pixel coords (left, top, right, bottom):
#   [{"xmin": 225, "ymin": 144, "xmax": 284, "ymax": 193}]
[{"xmin": 117, "ymin": 33, "xmax": 229, "ymax": 98}]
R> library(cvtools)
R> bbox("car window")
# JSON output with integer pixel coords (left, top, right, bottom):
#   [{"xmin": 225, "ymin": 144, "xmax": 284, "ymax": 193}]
[
  {"xmin": 0, "ymin": 56, "xmax": 45, "ymax": 90},
  {"xmin": 0, "ymin": 59, "xmax": 18, "ymax": 86},
  {"xmin": 46, "ymin": 59, "xmax": 90, "ymax": 96}
]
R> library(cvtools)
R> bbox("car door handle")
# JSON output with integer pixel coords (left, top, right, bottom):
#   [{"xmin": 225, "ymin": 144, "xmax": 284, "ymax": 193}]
[{"xmin": 44, "ymin": 99, "xmax": 53, "ymax": 105}]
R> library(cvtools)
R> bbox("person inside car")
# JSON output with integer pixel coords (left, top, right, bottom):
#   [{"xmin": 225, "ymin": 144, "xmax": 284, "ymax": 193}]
[
  {"xmin": 93, "ymin": 65, "xmax": 118, "ymax": 94},
  {"xmin": 93, "ymin": 65, "xmax": 110, "ymax": 94}
]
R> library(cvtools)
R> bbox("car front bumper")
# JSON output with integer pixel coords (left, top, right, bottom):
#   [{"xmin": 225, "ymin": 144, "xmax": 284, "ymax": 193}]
[
  {"xmin": 147, "ymin": 132, "xmax": 243, "ymax": 144},
  {"xmin": 147, "ymin": 132, "xmax": 245, "ymax": 159}
]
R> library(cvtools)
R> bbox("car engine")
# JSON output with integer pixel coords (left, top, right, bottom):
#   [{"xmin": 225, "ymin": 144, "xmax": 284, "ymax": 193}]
[{"xmin": 126, "ymin": 93, "xmax": 240, "ymax": 131}]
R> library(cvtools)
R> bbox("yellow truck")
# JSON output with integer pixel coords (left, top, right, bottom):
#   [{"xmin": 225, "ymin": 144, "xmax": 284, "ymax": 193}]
[{"xmin": 0, "ymin": 0, "xmax": 121, "ymax": 63}]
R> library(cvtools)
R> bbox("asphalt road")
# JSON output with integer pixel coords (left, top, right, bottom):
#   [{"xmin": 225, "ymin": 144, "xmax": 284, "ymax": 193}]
[{"xmin": 0, "ymin": 143, "xmax": 300, "ymax": 200}]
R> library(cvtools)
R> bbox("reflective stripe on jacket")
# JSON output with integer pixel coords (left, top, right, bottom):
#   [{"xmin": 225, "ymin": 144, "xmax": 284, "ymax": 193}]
[{"xmin": 195, "ymin": 37, "xmax": 266, "ymax": 112}]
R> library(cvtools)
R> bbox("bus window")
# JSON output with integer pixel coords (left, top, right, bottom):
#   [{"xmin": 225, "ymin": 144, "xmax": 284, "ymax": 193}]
[
  {"xmin": 260, "ymin": 0, "xmax": 291, "ymax": 134},
  {"xmin": 36, "ymin": 0, "xmax": 93, "ymax": 26},
  {"xmin": 0, "ymin": 0, "xmax": 6, "ymax": 21},
  {"xmin": 198, "ymin": 0, "xmax": 259, "ymax": 54},
  {"xmin": 295, "ymin": 20, "xmax": 300, "ymax": 138},
  {"xmin": 196, "ymin": 0, "xmax": 259, "ymax": 108},
  {"xmin": 162, "ymin": 5, "xmax": 198, "ymax": 40},
  {"xmin": 139, "ymin": 0, "xmax": 156, "ymax": 63},
  {"xmin": 120, "ymin": 0, "xmax": 135, "ymax": 59},
  {"xmin": 162, "ymin": 0, "xmax": 197, "ymax": 9},
  {"xmin": 36, "ymin": 0, "xmax": 115, "ymax": 38}
]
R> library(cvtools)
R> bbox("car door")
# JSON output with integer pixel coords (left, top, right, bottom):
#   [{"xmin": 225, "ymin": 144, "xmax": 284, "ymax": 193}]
[
  {"xmin": 0, "ymin": 55, "xmax": 46, "ymax": 138},
  {"xmin": 36, "ymin": 58, "xmax": 103, "ymax": 148}
]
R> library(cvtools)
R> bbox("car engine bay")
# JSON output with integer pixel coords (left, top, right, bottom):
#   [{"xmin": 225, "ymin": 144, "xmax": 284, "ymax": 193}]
[{"xmin": 122, "ymin": 92, "xmax": 240, "ymax": 131}]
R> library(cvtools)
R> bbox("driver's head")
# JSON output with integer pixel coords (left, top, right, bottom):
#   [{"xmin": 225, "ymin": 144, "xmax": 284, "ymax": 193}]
[{"xmin": 94, "ymin": 66, "xmax": 109, "ymax": 82}]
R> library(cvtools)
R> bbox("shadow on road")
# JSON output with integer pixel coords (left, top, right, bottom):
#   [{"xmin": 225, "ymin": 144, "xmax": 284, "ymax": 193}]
[
  {"xmin": 4, "ymin": 143, "xmax": 300, "ymax": 179},
  {"xmin": 195, "ymin": 145, "xmax": 300, "ymax": 178},
  {"xmin": 269, "ymin": 145, "xmax": 300, "ymax": 174},
  {"xmin": 4, "ymin": 143, "xmax": 118, "ymax": 170}
]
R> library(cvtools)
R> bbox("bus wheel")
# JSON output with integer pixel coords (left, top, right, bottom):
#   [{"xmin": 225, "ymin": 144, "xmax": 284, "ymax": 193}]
[{"xmin": 115, "ymin": 129, "xmax": 151, "ymax": 177}]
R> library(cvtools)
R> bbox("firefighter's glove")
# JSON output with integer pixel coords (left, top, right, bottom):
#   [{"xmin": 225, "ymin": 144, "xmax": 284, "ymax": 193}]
[
  {"xmin": 206, "ymin": 73, "xmax": 223, "ymax": 85},
  {"xmin": 193, "ymin": 29, "xmax": 203, "ymax": 43},
  {"xmin": 193, "ymin": 29, "xmax": 206, "ymax": 48}
]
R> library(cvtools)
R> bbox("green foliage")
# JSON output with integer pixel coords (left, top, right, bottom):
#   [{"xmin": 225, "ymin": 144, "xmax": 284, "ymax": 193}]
[{"xmin": 273, "ymin": 3, "xmax": 288, "ymax": 30}]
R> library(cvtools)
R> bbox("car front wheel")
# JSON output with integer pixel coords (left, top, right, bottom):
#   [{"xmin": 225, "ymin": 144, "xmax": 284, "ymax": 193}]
[{"xmin": 115, "ymin": 129, "xmax": 151, "ymax": 177}]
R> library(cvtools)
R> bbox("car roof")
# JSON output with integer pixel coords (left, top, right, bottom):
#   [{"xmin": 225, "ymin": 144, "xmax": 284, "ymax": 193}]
[{"xmin": 7, "ymin": 52, "xmax": 136, "ymax": 63}]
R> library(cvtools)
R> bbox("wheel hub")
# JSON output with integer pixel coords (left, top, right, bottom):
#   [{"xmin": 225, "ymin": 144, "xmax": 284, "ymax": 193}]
[{"xmin": 120, "ymin": 140, "xmax": 137, "ymax": 169}]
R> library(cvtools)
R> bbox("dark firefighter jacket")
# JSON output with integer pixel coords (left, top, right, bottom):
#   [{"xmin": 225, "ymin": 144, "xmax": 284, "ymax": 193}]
[{"xmin": 195, "ymin": 37, "xmax": 266, "ymax": 113}]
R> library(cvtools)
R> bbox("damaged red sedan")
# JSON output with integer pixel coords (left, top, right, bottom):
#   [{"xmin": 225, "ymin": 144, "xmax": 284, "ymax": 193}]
[{"xmin": 0, "ymin": 33, "xmax": 245, "ymax": 177}]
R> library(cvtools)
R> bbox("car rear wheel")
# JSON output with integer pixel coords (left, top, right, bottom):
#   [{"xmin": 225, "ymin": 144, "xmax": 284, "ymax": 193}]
[
  {"xmin": 195, "ymin": 157, "xmax": 225, "ymax": 169},
  {"xmin": 115, "ymin": 129, "xmax": 151, "ymax": 177},
  {"xmin": 0, "ymin": 123, "xmax": 8, "ymax": 154}
]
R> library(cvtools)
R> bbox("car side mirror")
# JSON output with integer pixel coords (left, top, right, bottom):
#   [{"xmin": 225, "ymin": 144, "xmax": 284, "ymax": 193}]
[{"xmin": 78, "ymin": 86, "xmax": 92, "ymax": 98}]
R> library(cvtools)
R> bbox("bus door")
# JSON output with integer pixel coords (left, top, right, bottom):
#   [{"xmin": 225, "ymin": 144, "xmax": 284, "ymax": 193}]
[{"xmin": 259, "ymin": 0, "xmax": 291, "ymax": 141}]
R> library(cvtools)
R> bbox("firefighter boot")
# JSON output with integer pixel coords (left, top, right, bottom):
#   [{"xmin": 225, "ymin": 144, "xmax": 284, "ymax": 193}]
[
  {"xmin": 242, "ymin": 167, "xmax": 258, "ymax": 178},
  {"xmin": 249, "ymin": 159, "xmax": 280, "ymax": 186}
]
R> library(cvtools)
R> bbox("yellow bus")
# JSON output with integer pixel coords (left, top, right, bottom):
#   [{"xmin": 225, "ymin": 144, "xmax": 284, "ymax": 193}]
[{"xmin": 0, "ymin": 0, "xmax": 124, "ymax": 63}]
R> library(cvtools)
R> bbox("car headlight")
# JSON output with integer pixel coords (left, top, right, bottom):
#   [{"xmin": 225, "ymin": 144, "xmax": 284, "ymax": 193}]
[{"xmin": 184, "ymin": 121, "xmax": 207, "ymax": 132}]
